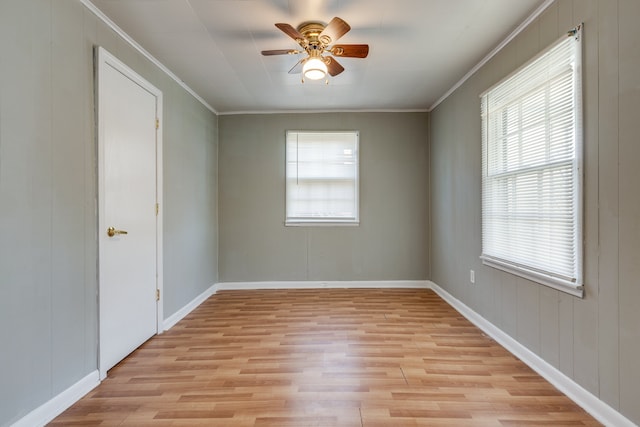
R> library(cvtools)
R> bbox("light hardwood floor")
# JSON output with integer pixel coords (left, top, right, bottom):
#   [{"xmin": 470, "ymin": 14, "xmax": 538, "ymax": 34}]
[{"xmin": 50, "ymin": 288, "xmax": 601, "ymax": 426}]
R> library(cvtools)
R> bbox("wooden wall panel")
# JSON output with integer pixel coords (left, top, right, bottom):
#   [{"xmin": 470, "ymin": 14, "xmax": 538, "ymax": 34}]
[
  {"xmin": 596, "ymin": 0, "xmax": 621, "ymax": 410},
  {"xmin": 571, "ymin": 0, "xmax": 600, "ymax": 396},
  {"xmin": 0, "ymin": 0, "xmax": 55, "ymax": 418},
  {"xmin": 539, "ymin": 287, "xmax": 560, "ymax": 368},
  {"xmin": 618, "ymin": 0, "xmax": 640, "ymax": 421},
  {"xmin": 51, "ymin": 0, "xmax": 88, "ymax": 392}
]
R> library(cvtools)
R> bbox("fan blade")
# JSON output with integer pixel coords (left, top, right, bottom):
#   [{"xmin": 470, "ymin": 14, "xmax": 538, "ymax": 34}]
[
  {"xmin": 331, "ymin": 44, "xmax": 369, "ymax": 58},
  {"xmin": 261, "ymin": 49, "xmax": 299, "ymax": 56},
  {"xmin": 326, "ymin": 56, "xmax": 345, "ymax": 77},
  {"xmin": 288, "ymin": 59, "xmax": 303, "ymax": 74},
  {"xmin": 275, "ymin": 23, "xmax": 304, "ymax": 41},
  {"xmin": 319, "ymin": 17, "xmax": 350, "ymax": 44}
]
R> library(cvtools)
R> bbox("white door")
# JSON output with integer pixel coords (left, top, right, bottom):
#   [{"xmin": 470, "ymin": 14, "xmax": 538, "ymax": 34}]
[{"xmin": 97, "ymin": 47, "xmax": 163, "ymax": 378}]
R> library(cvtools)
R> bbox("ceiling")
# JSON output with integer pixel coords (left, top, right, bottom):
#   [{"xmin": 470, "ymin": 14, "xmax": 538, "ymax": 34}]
[{"xmin": 86, "ymin": 0, "xmax": 548, "ymax": 114}]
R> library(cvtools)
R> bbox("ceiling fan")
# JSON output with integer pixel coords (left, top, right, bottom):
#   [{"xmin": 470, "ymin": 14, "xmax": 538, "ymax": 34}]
[{"xmin": 261, "ymin": 17, "xmax": 369, "ymax": 82}]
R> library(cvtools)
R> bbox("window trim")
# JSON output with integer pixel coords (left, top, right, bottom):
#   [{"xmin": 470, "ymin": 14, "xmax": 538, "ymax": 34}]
[
  {"xmin": 285, "ymin": 130, "xmax": 360, "ymax": 226},
  {"xmin": 479, "ymin": 25, "xmax": 584, "ymax": 298}
]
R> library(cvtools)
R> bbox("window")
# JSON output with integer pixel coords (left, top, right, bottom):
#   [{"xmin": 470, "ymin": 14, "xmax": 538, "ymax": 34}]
[
  {"xmin": 285, "ymin": 131, "xmax": 359, "ymax": 225},
  {"xmin": 480, "ymin": 26, "xmax": 583, "ymax": 297}
]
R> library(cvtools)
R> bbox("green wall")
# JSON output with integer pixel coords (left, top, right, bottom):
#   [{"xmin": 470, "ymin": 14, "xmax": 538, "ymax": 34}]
[
  {"xmin": 218, "ymin": 112, "xmax": 430, "ymax": 282},
  {"xmin": 429, "ymin": 0, "xmax": 640, "ymax": 424},
  {"xmin": 0, "ymin": 1, "xmax": 218, "ymax": 425}
]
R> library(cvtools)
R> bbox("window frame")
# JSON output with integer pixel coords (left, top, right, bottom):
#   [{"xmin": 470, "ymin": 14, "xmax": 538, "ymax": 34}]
[
  {"xmin": 479, "ymin": 26, "xmax": 584, "ymax": 297},
  {"xmin": 285, "ymin": 130, "xmax": 360, "ymax": 226}
]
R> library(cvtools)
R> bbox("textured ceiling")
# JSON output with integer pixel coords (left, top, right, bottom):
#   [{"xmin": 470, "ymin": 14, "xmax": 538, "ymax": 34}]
[{"xmin": 86, "ymin": 0, "xmax": 548, "ymax": 114}]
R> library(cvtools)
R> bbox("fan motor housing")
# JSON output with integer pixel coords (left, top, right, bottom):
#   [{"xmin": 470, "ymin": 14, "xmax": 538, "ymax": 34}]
[{"xmin": 298, "ymin": 21, "xmax": 331, "ymax": 45}]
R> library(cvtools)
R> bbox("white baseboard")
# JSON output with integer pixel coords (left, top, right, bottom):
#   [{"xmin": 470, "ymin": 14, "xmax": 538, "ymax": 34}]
[
  {"xmin": 163, "ymin": 283, "xmax": 218, "ymax": 330},
  {"xmin": 11, "ymin": 370, "xmax": 100, "ymax": 427},
  {"xmin": 427, "ymin": 280, "xmax": 637, "ymax": 427},
  {"xmin": 216, "ymin": 280, "xmax": 430, "ymax": 290}
]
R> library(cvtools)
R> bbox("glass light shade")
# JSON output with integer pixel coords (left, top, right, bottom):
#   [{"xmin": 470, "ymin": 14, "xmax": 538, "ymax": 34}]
[{"xmin": 303, "ymin": 58, "xmax": 327, "ymax": 80}]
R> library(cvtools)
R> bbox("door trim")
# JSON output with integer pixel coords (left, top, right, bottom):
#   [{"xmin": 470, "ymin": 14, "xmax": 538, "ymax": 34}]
[{"xmin": 95, "ymin": 46, "xmax": 163, "ymax": 379}]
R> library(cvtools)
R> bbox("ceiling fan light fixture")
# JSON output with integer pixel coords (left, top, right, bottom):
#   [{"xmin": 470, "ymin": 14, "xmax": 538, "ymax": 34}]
[
  {"xmin": 302, "ymin": 57, "xmax": 327, "ymax": 80},
  {"xmin": 263, "ymin": 17, "xmax": 367, "ymax": 81}
]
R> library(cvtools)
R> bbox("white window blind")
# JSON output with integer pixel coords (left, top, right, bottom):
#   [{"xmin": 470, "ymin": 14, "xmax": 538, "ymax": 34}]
[
  {"xmin": 286, "ymin": 131, "xmax": 359, "ymax": 225},
  {"xmin": 480, "ymin": 26, "xmax": 583, "ymax": 297}
]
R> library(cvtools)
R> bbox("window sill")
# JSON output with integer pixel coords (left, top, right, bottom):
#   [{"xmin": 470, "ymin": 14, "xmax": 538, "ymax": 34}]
[
  {"xmin": 480, "ymin": 255, "xmax": 584, "ymax": 298},
  {"xmin": 285, "ymin": 220, "xmax": 360, "ymax": 227}
]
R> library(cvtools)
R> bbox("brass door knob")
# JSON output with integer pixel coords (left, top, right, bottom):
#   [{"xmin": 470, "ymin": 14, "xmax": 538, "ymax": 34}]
[{"xmin": 107, "ymin": 227, "xmax": 128, "ymax": 237}]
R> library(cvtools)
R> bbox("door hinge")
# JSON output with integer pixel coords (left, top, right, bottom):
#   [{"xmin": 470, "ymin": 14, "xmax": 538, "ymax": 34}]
[
  {"xmin": 155, "ymin": 203, "xmax": 159, "ymax": 216},
  {"xmin": 156, "ymin": 118, "xmax": 159, "ymax": 129},
  {"xmin": 156, "ymin": 289, "xmax": 160, "ymax": 301}
]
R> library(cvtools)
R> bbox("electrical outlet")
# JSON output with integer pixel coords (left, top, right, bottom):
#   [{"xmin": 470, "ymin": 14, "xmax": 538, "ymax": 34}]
[{"xmin": 470, "ymin": 270, "xmax": 475, "ymax": 284}]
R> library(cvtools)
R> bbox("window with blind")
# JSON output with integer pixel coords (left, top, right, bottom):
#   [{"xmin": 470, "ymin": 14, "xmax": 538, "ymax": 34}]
[
  {"xmin": 285, "ymin": 131, "xmax": 359, "ymax": 225},
  {"xmin": 480, "ymin": 26, "xmax": 583, "ymax": 297}
]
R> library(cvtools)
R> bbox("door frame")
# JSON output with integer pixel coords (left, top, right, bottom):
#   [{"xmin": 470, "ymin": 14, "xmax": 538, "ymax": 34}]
[{"xmin": 95, "ymin": 46, "xmax": 163, "ymax": 379}]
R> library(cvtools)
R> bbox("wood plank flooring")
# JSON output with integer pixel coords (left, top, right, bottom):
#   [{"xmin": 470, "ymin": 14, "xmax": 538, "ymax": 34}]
[{"xmin": 50, "ymin": 288, "xmax": 601, "ymax": 426}]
